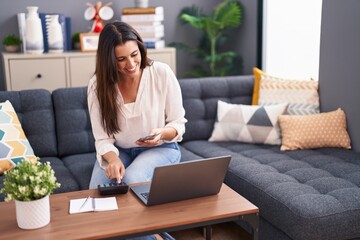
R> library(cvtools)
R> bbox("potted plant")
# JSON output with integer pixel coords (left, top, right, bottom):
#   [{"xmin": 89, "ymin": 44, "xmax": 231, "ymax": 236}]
[
  {"xmin": 170, "ymin": 0, "xmax": 243, "ymax": 77},
  {"xmin": 71, "ymin": 32, "xmax": 81, "ymax": 50},
  {"xmin": 0, "ymin": 159, "xmax": 61, "ymax": 229},
  {"xmin": 2, "ymin": 34, "xmax": 22, "ymax": 53}
]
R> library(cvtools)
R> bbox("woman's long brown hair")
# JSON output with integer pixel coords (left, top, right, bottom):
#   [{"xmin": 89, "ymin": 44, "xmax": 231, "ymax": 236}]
[{"xmin": 95, "ymin": 21, "xmax": 152, "ymax": 136}]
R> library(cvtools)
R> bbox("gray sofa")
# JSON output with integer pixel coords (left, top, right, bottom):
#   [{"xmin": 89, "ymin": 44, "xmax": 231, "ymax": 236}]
[{"xmin": 1, "ymin": 75, "xmax": 360, "ymax": 240}]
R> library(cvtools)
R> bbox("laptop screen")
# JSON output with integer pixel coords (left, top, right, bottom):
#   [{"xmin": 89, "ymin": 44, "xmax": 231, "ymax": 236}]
[{"xmin": 131, "ymin": 155, "xmax": 231, "ymax": 206}]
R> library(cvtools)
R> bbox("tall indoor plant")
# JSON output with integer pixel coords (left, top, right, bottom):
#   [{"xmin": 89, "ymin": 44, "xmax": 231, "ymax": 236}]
[
  {"xmin": 0, "ymin": 160, "xmax": 60, "ymax": 229},
  {"xmin": 170, "ymin": 0, "xmax": 243, "ymax": 77}
]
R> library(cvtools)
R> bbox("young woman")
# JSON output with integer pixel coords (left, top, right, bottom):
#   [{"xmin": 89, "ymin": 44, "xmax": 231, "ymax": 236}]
[
  {"xmin": 88, "ymin": 20, "xmax": 186, "ymax": 191},
  {"xmin": 87, "ymin": 21, "xmax": 186, "ymax": 240}
]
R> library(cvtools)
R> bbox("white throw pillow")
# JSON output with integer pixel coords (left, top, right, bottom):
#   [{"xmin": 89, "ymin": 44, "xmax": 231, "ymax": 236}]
[{"xmin": 209, "ymin": 101, "xmax": 288, "ymax": 145}]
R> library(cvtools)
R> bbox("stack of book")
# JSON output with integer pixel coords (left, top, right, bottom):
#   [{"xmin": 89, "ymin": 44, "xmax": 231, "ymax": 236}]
[{"xmin": 121, "ymin": 6, "xmax": 165, "ymax": 49}]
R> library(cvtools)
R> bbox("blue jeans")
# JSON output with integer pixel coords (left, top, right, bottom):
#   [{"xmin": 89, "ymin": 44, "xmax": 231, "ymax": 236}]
[
  {"xmin": 89, "ymin": 143, "xmax": 180, "ymax": 240},
  {"xmin": 89, "ymin": 142, "xmax": 181, "ymax": 188}
]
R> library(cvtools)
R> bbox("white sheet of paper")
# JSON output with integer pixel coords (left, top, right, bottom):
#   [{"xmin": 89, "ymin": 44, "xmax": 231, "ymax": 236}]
[
  {"xmin": 94, "ymin": 197, "xmax": 118, "ymax": 211},
  {"xmin": 69, "ymin": 197, "xmax": 118, "ymax": 214}
]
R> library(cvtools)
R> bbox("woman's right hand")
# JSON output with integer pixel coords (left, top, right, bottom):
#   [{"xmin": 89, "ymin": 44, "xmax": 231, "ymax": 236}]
[{"xmin": 105, "ymin": 158, "xmax": 125, "ymax": 183}]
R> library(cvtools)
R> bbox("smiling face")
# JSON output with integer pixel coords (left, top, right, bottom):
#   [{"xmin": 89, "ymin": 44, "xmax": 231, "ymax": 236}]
[{"xmin": 115, "ymin": 40, "xmax": 142, "ymax": 80}]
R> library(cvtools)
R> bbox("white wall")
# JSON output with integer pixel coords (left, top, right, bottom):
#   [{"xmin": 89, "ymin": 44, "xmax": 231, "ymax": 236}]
[{"xmin": 262, "ymin": 0, "xmax": 323, "ymax": 80}]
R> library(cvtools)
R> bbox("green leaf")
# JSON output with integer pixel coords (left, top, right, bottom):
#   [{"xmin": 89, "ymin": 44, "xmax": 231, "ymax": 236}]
[
  {"xmin": 179, "ymin": 5, "xmax": 204, "ymax": 24},
  {"xmin": 0, "ymin": 160, "xmax": 60, "ymax": 201},
  {"xmin": 214, "ymin": 0, "xmax": 242, "ymax": 29},
  {"xmin": 180, "ymin": 14, "xmax": 204, "ymax": 29},
  {"xmin": 204, "ymin": 18, "xmax": 221, "ymax": 39},
  {"xmin": 2, "ymin": 34, "xmax": 22, "ymax": 46}
]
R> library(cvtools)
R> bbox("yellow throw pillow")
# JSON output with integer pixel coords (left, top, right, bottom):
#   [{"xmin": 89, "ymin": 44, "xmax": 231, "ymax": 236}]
[
  {"xmin": 252, "ymin": 67, "xmax": 319, "ymax": 115},
  {"xmin": 0, "ymin": 101, "xmax": 37, "ymax": 174},
  {"xmin": 279, "ymin": 108, "xmax": 351, "ymax": 151},
  {"xmin": 252, "ymin": 67, "xmax": 266, "ymax": 105}
]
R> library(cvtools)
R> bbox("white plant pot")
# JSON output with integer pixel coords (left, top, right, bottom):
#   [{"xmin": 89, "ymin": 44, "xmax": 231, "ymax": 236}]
[
  {"xmin": 5, "ymin": 45, "xmax": 20, "ymax": 53},
  {"xmin": 73, "ymin": 42, "xmax": 81, "ymax": 50},
  {"xmin": 15, "ymin": 195, "xmax": 50, "ymax": 229}
]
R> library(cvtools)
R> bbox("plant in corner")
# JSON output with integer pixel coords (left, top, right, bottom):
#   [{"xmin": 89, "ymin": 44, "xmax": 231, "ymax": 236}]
[
  {"xmin": 2, "ymin": 34, "xmax": 22, "ymax": 53},
  {"xmin": 170, "ymin": 0, "xmax": 243, "ymax": 77},
  {"xmin": 0, "ymin": 159, "xmax": 61, "ymax": 229}
]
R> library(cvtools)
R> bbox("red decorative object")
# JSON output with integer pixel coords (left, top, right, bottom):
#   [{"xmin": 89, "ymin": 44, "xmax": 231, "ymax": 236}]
[{"xmin": 84, "ymin": 1, "xmax": 114, "ymax": 33}]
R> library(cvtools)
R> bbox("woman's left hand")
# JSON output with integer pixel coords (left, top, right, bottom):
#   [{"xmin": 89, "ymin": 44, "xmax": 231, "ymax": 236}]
[{"xmin": 135, "ymin": 128, "xmax": 164, "ymax": 146}]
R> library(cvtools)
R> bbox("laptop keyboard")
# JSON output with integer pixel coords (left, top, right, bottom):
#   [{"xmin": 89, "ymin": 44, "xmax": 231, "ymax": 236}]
[
  {"xmin": 140, "ymin": 192, "xmax": 149, "ymax": 200},
  {"xmin": 140, "ymin": 192, "xmax": 150, "ymax": 200}
]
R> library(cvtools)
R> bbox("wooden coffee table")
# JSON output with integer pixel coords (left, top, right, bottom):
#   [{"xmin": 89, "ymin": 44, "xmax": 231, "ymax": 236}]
[{"xmin": 0, "ymin": 183, "xmax": 259, "ymax": 240}]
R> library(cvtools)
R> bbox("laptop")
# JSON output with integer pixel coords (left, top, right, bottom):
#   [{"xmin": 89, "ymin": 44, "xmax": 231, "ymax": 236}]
[{"xmin": 130, "ymin": 155, "xmax": 231, "ymax": 206}]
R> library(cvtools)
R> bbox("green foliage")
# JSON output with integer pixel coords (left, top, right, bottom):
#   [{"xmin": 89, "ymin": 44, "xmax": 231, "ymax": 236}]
[
  {"xmin": 0, "ymin": 160, "xmax": 61, "ymax": 202},
  {"xmin": 170, "ymin": 0, "xmax": 243, "ymax": 77},
  {"xmin": 2, "ymin": 34, "xmax": 22, "ymax": 46},
  {"xmin": 71, "ymin": 32, "xmax": 80, "ymax": 43}
]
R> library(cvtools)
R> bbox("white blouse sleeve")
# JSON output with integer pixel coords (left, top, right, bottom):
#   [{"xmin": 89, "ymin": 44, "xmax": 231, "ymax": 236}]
[
  {"xmin": 87, "ymin": 77, "xmax": 119, "ymax": 168},
  {"xmin": 163, "ymin": 65, "xmax": 187, "ymax": 142}
]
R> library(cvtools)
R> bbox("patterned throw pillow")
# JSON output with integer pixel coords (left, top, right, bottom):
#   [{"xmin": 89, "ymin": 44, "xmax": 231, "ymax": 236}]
[
  {"xmin": 252, "ymin": 67, "xmax": 320, "ymax": 115},
  {"xmin": 209, "ymin": 101, "xmax": 288, "ymax": 145},
  {"xmin": 0, "ymin": 101, "xmax": 37, "ymax": 174},
  {"xmin": 279, "ymin": 108, "xmax": 351, "ymax": 151}
]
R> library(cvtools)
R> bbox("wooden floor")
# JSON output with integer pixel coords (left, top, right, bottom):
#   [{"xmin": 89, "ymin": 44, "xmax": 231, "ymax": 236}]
[{"xmin": 169, "ymin": 221, "xmax": 252, "ymax": 240}]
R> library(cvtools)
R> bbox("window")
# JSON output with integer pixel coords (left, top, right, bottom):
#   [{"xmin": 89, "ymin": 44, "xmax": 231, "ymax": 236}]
[{"xmin": 262, "ymin": 0, "xmax": 323, "ymax": 80}]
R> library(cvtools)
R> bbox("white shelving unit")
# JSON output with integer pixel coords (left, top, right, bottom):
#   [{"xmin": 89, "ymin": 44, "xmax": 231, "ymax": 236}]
[{"xmin": 2, "ymin": 47, "xmax": 176, "ymax": 91}]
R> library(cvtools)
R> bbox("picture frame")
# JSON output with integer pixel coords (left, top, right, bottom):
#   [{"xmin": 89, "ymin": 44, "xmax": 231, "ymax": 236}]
[{"xmin": 80, "ymin": 33, "xmax": 100, "ymax": 52}]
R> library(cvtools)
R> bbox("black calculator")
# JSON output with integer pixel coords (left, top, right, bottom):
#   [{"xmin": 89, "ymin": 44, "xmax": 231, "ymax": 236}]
[{"xmin": 97, "ymin": 182, "xmax": 129, "ymax": 195}]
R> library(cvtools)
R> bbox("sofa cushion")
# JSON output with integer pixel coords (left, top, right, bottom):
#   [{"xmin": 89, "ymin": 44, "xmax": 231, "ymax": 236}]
[
  {"xmin": 38, "ymin": 156, "xmax": 80, "ymax": 194},
  {"xmin": 62, "ymin": 152, "xmax": 96, "ymax": 190},
  {"xmin": 52, "ymin": 87, "xmax": 95, "ymax": 157},
  {"xmin": 252, "ymin": 67, "xmax": 320, "ymax": 115},
  {"xmin": 181, "ymin": 140, "xmax": 360, "ymax": 240},
  {"xmin": 209, "ymin": 101, "xmax": 287, "ymax": 145},
  {"xmin": 0, "ymin": 100, "xmax": 37, "ymax": 174},
  {"xmin": 179, "ymin": 75, "xmax": 254, "ymax": 142},
  {"xmin": 0, "ymin": 89, "xmax": 57, "ymax": 157},
  {"xmin": 279, "ymin": 108, "xmax": 351, "ymax": 151},
  {"xmin": 179, "ymin": 145, "xmax": 204, "ymax": 162}
]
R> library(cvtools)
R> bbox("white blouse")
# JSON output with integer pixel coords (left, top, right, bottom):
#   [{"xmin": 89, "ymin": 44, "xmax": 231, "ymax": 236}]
[{"xmin": 87, "ymin": 61, "xmax": 187, "ymax": 167}]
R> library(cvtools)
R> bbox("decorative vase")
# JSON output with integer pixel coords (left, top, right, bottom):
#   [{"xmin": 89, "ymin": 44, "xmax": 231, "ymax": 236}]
[
  {"xmin": 25, "ymin": 6, "xmax": 44, "ymax": 54},
  {"xmin": 15, "ymin": 195, "xmax": 50, "ymax": 229},
  {"xmin": 134, "ymin": 0, "xmax": 149, "ymax": 8},
  {"xmin": 47, "ymin": 14, "xmax": 64, "ymax": 53}
]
